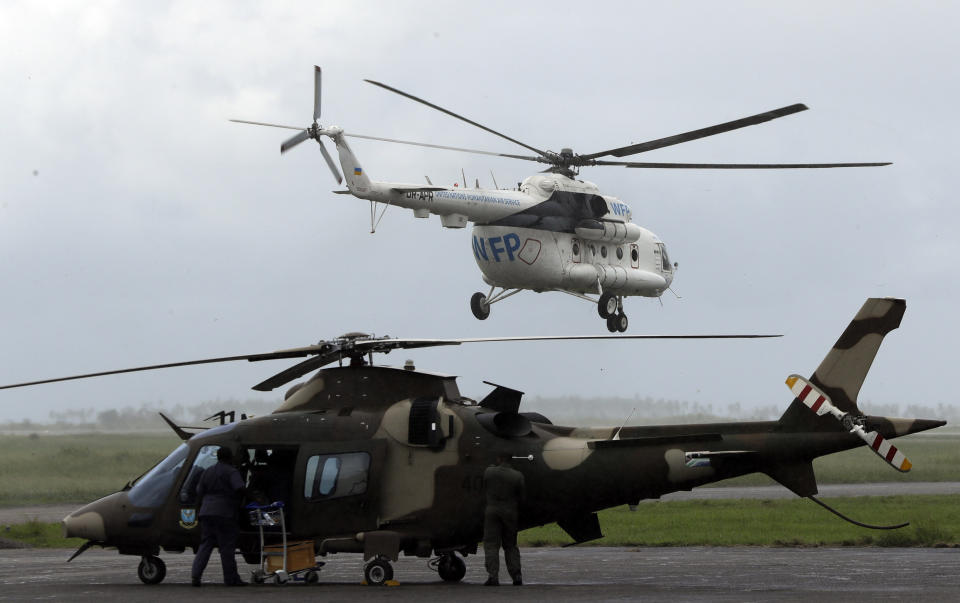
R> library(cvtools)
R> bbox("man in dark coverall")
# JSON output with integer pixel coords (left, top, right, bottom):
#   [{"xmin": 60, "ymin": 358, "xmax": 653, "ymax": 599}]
[
  {"xmin": 483, "ymin": 453, "xmax": 525, "ymax": 586},
  {"xmin": 191, "ymin": 447, "xmax": 246, "ymax": 586}
]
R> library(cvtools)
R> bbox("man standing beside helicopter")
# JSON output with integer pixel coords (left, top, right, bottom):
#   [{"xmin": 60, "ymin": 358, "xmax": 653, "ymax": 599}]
[
  {"xmin": 191, "ymin": 447, "xmax": 247, "ymax": 587},
  {"xmin": 482, "ymin": 453, "xmax": 525, "ymax": 586}
]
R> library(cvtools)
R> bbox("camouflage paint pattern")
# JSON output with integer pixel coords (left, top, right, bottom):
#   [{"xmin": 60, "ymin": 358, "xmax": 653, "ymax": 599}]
[{"xmin": 62, "ymin": 298, "xmax": 944, "ymax": 570}]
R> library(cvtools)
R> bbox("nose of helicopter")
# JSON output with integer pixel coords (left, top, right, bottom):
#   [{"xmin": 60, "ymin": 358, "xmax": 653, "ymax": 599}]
[
  {"xmin": 62, "ymin": 492, "xmax": 127, "ymax": 541},
  {"xmin": 63, "ymin": 508, "xmax": 105, "ymax": 541}
]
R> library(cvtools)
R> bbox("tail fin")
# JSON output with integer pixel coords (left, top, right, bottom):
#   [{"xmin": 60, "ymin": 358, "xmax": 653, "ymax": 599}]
[
  {"xmin": 777, "ymin": 298, "xmax": 906, "ymax": 432},
  {"xmin": 331, "ymin": 134, "xmax": 372, "ymax": 193}
]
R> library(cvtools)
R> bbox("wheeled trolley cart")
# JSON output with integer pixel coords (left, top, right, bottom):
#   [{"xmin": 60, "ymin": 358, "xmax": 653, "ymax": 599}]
[{"xmin": 246, "ymin": 502, "xmax": 323, "ymax": 584}]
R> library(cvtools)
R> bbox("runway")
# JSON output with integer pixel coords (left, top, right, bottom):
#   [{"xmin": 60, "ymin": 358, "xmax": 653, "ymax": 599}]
[
  {"xmin": 0, "ymin": 546, "xmax": 956, "ymax": 602},
  {"xmin": 2, "ymin": 485, "xmax": 957, "ymax": 600}
]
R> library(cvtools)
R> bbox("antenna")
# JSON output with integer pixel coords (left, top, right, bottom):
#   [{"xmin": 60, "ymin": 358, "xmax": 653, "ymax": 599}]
[
  {"xmin": 490, "ymin": 170, "xmax": 500, "ymax": 190},
  {"xmin": 461, "ymin": 168, "xmax": 467, "ymax": 188},
  {"xmin": 612, "ymin": 407, "xmax": 637, "ymax": 440}
]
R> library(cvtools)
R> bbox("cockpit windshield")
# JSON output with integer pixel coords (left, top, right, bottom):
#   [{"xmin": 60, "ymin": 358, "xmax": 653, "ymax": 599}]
[
  {"xmin": 128, "ymin": 444, "xmax": 189, "ymax": 508},
  {"xmin": 658, "ymin": 243, "xmax": 673, "ymax": 272}
]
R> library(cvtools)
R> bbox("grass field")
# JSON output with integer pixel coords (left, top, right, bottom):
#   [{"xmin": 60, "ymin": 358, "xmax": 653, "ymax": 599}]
[
  {"xmin": 519, "ymin": 495, "xmax": 960, "ymax": 547},
  {"xmin": 0, "ymin": 433, "xmax": 956, "ymax": 507},
  {"xmin": 0, "ymin": 433, "xmax": 179, "ymax": 506}
]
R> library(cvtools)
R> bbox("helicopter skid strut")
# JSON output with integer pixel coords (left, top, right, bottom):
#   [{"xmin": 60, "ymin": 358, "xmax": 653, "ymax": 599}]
[{"xmin": 470, "ymin": 286, "xmax": 522, "ymax": 320}]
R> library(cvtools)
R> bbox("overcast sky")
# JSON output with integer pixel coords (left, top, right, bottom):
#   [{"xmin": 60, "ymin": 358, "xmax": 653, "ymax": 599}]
[{"xmin": 1, "ymin": 1, "xmax": 956, "ymax": 424}]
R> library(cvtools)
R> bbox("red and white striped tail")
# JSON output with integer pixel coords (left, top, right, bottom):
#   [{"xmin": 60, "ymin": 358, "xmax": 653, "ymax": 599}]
[
  {"xmin": 785, "ymin": 374, "xmax": 843, "ymax": 419},
  {"xmin": 785, "ymin": 374, "xmax": 911, "ymax": 473},
  {"xmin": 857, "ymin": 428, "xmax": 912, "ymax": 472}
]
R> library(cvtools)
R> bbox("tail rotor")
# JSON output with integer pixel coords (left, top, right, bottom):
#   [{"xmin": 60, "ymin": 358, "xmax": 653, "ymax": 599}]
[
  {"xmin": 232, "ymin": 65, "xmax": 342, "ymax": 184},
  {"xmin": 785, "ymin": 374, "xmax": 912, "ymax": 472}
]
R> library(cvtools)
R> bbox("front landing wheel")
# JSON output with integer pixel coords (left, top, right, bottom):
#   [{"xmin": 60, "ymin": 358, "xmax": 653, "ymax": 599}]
[
  {"xmin": 137, "ymin": 555, "xmax": 166, "ymax": 585},
  {"xmin": 364, "ymin": 557, "xmax": 394, "ymax": 586},
  {"xmin": 598, "ymin": 292, "xmax": 617, "ymax": 318},
  {"xmin": 470, "ymin": 292, "xmax": 490, "ymax": 320}
]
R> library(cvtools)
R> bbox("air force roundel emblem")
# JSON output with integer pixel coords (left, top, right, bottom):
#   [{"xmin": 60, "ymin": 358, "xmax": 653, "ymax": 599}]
[{"xmin": 179, "ymin": 508, "xmax": 198, "ymax": 529}]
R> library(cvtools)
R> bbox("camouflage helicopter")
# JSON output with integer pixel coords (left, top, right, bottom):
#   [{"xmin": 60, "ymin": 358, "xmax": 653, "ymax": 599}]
[
  {"xmin": 232, "ymin": 67, "xmax": 889, "ymax": 331},
  {"xmin": 0, "ymin": 297, "xmax": 943, "ymax": 585}
]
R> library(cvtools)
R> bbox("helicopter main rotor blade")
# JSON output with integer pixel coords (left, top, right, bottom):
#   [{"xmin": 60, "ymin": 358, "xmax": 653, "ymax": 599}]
[
  {"xmin": 252, "ymin": 353, "xmax": 339, "ymax": 392},
  {"xmin": 229, "ymin": 119, "xmax": 304, "ymax": 131},
  {"xmin": 0, "ymin": 333, "xmax": 780, "ymax": 394},
  {"xmin": 580, "ymin": 104, "xmax": 809, "ymax": 161},
  {"xmin": 364, "ymin": 79, "xmax": 549, "ymax": 158},
  {"xmin": 380, "ymin": 334, "xmax": 781, "ymax": 348},
  {"xmin": 248, "ymin": 333, "xmax": 780, "ymax": 392},
  {"xmin": 593, "ymin": 160, "xmax": 892, "ymax": 169},
  {"xmin": 0, "ymin": 346, "xmax": 326, "ymax": 391},
  {"xmin": 345, "ymin": 132, "xmax": 541, "ymax": 162}
]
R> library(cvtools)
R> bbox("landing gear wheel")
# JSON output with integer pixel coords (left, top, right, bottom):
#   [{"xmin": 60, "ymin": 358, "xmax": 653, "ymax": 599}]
[
  {"xmin": 137, "ymin": 555, "xmax": 166, "ymax": 585},
  {"xmin": 304, "ymin": 569, "xmax": 320, "ymax": 585},
  {"xmin": 606, "ymin": 315, "xmax": 618, "ymax": 332},
  {"xmin": 364, "ymin": 557, "xmax": 394, "ymax": 586},
  {"xmin": 615, "ymin": 312, "xmax": 628, "ymax": 333},
  {"xmin": 598, "ymin": 292, "xmax": 617, "ymax": 318},
  {"xmin": 437, "ymin": 553, "xmax": 467, "ymax": 582},
  {"xmin": 251, "ymin": 569, "xmax": 265, "ymax": 584},
  {"xmin": 470, "ymin": 292, "xmax": 490, "ymax": 320}
]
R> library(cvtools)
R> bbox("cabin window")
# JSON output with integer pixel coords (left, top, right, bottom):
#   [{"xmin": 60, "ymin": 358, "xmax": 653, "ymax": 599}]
[
  {"xmin": 616, "ymin": 247, "xmax": 623, "ymax": 260},
  {"xmin": 631, "ymin": 247, "xmax": 639, "ymax": 262},
  {"xmin": 304, "ymin": 452, "xmax": 370, "ymax": 501},
  {"xmin": 600, "ymin": 246, "xmax": 607, "ymax": 258},
  {"xmin": 178, "ymin": 445, "xmax": 221, "ymax": 504}
]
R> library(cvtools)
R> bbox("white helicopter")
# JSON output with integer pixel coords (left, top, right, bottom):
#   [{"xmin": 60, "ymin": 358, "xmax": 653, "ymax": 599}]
[{"xmin": 233, "ymin": 67, "xmax": 888, "ymax": 332}]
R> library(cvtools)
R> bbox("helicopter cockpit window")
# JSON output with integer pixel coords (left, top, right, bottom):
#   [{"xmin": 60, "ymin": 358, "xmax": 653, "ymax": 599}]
[
  {"xmin": 658, "ymin": 243, "xmax": 673, "ymax": 272},
  {"xmin": 178, "ymin": 445, "xmax": 221, "ymax": 504},
  {"xmin": 128, "ymin": 444, "xmax": 189, "ymax": 508},
  {"xmin": 304, "ymin": 452, "xmax": 370, "ymax": 502}
]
